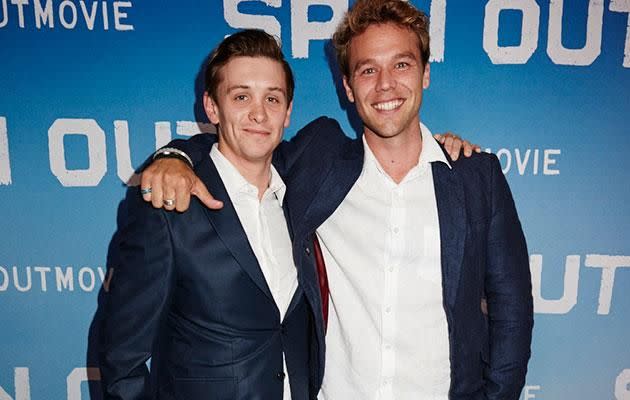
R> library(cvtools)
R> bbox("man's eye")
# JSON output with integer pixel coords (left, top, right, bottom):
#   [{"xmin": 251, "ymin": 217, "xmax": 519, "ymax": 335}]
[
  {"xmin": 234, "ymin": 95, "xmax": 248, "ymax": 101},
  {"xmin": 361, "ymin": 67, "xmax": 376, "ymax": 75},
  {"xmin": 267, "ymin": 96, "xmax": 280, "ymax": 104},
  {"xmin": 395, "ymin": 62, "xmax": 409, "ymax": 69}
]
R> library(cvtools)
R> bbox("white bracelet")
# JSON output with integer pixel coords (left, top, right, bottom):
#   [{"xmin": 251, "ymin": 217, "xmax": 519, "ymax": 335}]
[{"xmin": 153, "ymin": 147, "xmax": 194, "ymax": 168}]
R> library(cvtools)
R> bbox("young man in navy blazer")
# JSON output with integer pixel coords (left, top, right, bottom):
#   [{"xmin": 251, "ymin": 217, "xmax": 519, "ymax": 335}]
[
  {"xmin": 99, "ymin": 30, "xmax": 324, "ymax": 400},
  {"xmin": 140, "ymin": 1, "xmax": 534, "ymax": 399}
]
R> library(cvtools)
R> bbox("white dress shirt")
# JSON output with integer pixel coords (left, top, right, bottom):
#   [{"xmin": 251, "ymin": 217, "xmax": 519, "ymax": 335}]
[
  {"xmin": 318, "ymin": 124, "xmax": 452, "ymax": 400},
  {"xmin": 210, "ymin": 144, "xmax": 298, "ymax": 400}
]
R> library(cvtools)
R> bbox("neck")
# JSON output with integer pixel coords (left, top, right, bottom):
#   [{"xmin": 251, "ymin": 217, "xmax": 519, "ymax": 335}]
[
  {"xmin": 217, "ymin": 145, "xmax": 272, "ymax": 201},
  {"xmin": 236, "ymin": 160, "xmax": 272, "ymax": 201},
  {"xmin": 364, "ymin": 126, "xmax": 423, "ymax": 184}
]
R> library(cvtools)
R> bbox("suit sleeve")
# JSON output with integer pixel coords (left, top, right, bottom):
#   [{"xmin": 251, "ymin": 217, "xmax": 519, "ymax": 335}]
[
  {"xmin": 152, "ymin": 117, "xmax": 347, "ymax": 177},
  {"xmin": 99, "ymin": 191, "xmax": 176, "ymax": 400},
  {"xmin": 159, "ymin": 132, "xmax": 218, "ymax": 167},
  {"xmin": 272, "ymin": 116, "xmax": 347, "ymax": 176},
  {"xmin": 483, "ymin": 155, "xmax": 534, "ymax": 400}
]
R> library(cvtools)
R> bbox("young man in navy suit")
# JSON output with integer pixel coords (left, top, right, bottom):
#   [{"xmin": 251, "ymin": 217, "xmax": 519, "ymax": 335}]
[
  {"xmin": 140, "ymin": 1, "xmax": 533, "ymax": 399},
  {"xmin": 99, "ymin": 30, "xmax": 324, "ymax": 400}
]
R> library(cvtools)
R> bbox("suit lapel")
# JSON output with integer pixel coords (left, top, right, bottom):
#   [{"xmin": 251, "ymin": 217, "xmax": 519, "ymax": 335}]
[
  {"xmin": 282, "ymin": 199, "xmax": 303, "ymax": 318},
  {"xmin": 432, "ymin": 162, "xmax": 466, "ymax": 310},
  {"xmin": 299, "ymin": 138, "xmax": 364, "ymax": 237},
  {"xmin": 195, "ymin": 156, "xmax": 274, "ymax": 302}
]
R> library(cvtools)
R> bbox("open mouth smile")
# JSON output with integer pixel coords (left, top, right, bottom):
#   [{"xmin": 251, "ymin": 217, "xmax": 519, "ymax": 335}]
[{"xmin": 372, "ymin": 99, "xmax": 404, "ymax": 111}]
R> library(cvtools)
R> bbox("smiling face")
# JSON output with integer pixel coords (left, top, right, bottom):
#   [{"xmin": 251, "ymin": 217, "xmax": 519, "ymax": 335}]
[
  {"xmin": 204, "ymin": 56, "xmax": 293, "ymax": 169},
  {"xmin": 342, "ymin": 23, "xmax": 430, "ymax": 143}
]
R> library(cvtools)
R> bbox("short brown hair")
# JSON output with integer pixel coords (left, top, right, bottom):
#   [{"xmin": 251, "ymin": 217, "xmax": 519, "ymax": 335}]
[
  {"xmin": 332, "ymin": 0, "xmax": 430, "ymax": 77},
  {"xmin": 204, "ymin": 29, "xmax": 295, "ymax": 104}
]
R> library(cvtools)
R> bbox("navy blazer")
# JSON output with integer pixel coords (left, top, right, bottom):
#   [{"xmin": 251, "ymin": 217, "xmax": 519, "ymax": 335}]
[
  {"xmin": 99, "ymin": 155, "xmax": 321, "ymax": 400},
  {"xmin": 165, "ymin": 116, "xmax": 534, "ymax": 400}
]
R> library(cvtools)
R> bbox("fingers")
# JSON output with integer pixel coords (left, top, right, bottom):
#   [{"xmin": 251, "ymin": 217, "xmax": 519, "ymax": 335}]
[
  {"xmin": 462, "ymin": 140, "xmax": 482, "ymax": 157},
  {"xmin": 435, "ymin": 132, "xmax": 482, "ymax": 161},
  {"xmin": 139, "ymin": 185, "xmax": 153, "ymax": 200},
  {"xmin": 192, "ymin": 179, "xmax": 223, "ymax": 210},
  {"xmin": 140, "ymin": 161, "xmax": 166, "ymax": 207},
  {"xmin": 445, "ymin": 133, "xmax": 462, "ymax": 161},
  {"xmin": 163, "ymin": 186, "xmax": 176, "ymax": 211},
  {"xmin": 151, "ymin": 179, "xmax": 165, "ymax": 209},
  {"xmin": 165, "ymin": 173, "xmax": 193, "ymax": 212},
  {"xmin": 463, "ymin": 140, "xmax": 473, "ymax": 157},
  {"xmin": 176, "ymin": 189, "xmax": 191, "ymax": 212},
  {"xmin": 139, "ymin": 157, "xmax": 223, "ymax": 212},
  {"xmin": 140, "ymin": 158, "xmax": 194, "ymax": 211},
  {"xmin": 140, "ymin": 166, "xmax": 156, "ymax": 202}
]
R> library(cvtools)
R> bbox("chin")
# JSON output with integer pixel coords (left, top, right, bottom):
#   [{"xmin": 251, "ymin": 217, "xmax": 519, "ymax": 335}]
[
  {"xmin": 371, "ymin": 124, "xmax": 404, "ymax": 139},
  {"xmin": 250, "ymin": 151, "xmax": 274, "ymax": 161}
]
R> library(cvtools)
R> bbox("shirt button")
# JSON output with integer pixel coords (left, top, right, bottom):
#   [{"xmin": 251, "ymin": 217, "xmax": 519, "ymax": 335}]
[
  {"xmin": 276, "ymin": 372, "xmax": 286, "ymax": 380},
  {"xmin": 385, "ymin": 307, "xmax": 392, "ymax": 313},
  {"xmin": 385, "ymin": 343, "xmax": 392, "ymax": 350},
  {"xmin": 305, "ymin": 247, "xmax": 311, "ymax": 255},
  {"xmin": 388, "ymin": 266, "xmax": 394, "ymax": 272},
  {"xmin": 393, "ymin": 227, "xmax": 399, "ymax": 233}
]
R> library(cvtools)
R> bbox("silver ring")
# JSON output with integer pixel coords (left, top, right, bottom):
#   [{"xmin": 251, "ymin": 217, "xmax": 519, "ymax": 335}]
[
  {"xmin": 140, "ymin": 187, "xmax": 152, "ymax": 195},
  {"xmin": 163, "ymin": 199, "xmax": 175, "ymax": 207}
]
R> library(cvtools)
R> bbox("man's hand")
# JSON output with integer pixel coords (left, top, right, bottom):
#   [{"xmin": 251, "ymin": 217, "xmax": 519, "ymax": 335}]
[
  {"xmin": 140, "ymin": 158, "xmax": 223, "ymax": 212},
  {"xmin": 433, "ymin": 132, "xmax": 481, "ymax": 161}
]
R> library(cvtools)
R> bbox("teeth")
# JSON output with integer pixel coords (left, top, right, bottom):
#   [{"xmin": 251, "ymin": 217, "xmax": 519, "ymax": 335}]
[{"xmin": 373, "ymin": 99, "xmax": 403, "ymax": 111}]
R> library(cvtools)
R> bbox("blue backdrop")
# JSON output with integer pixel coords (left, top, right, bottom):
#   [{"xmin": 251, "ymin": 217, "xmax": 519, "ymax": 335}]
[{"xmin": 1, "ymin": 0, "xmax": 629, "ymax": 399}]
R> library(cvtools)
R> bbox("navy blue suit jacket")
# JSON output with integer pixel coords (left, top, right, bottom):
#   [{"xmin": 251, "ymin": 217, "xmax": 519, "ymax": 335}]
[
  {"xmin": 100, "ymin": 155, "xmax": 323, "ymax": 400},
  {"xmin": 163, "ymin": 116, "xmax": 534, "ymax": 400}
]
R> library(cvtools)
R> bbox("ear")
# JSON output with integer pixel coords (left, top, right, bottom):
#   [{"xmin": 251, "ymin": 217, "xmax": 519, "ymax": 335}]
[
  {"xmin": 283, "ymin": 101, "xmax": 294, "ymax": 128},
  {"xmin": 422, "ymin": 63, "xmax": 431, "ymax": 89},
  {"xmin": 342, "ymin": 76, "xmax": 355, "ymax": 103},
  {"xmin": 203, "ymin": 92, "xmax": 220, "ymax": 125}
]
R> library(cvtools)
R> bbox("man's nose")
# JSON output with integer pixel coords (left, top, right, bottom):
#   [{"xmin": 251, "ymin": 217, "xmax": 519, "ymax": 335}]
[
  {"xmin": 376, "ymin": 69, "xmax": 396, "ymax": 92},
  {"xmin": 248, "ymin": 100, "xmax": 268, "ymax": 123}
]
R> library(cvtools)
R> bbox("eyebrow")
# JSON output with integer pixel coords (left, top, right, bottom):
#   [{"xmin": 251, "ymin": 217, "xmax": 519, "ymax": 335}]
[
  {"xmin": 352, "ymin": 51, "xmax": 418, "ymax": 73},
  {"xmin": 226, "ymin": 84, "xmax": 287, "ymax": 96},
  {"xmin": 226, "ymin": 84, "xmax": 250, "ymax": 92}
]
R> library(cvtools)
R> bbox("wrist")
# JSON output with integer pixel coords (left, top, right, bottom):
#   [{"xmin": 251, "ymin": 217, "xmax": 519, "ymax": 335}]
[{"xmin": 153, "ymin": 147, "xmax": 193, "ymax": 168}]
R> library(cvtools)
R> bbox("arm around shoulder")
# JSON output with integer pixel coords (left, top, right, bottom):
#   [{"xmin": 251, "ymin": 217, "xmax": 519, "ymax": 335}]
[
  {"xmin": 162, "ymin": 133, "xmax": 218, "ymax": 168},
  {"xmin": 273, "ymin": 116, "xmax": 348, "ymax": 176}
]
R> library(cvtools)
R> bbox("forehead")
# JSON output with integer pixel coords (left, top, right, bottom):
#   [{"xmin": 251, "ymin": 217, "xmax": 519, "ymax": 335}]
[
  {"xmin": 348, "ymin": 23, "xmax": 421, "ymax": 66},
  {"xmin": 217, "ymin": 56, "xmax": 287, "ymax": 91}
]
